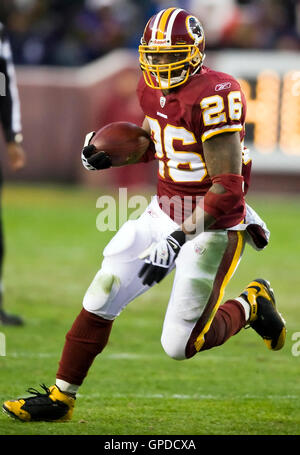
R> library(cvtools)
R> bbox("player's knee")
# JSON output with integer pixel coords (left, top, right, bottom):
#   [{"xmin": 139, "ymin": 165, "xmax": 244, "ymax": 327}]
[
  {"xmin": 161, "ymin": 327, "xmax": 188, "ymax": 361},
  {"xmin": 83, "ymin": 270, "xmax": 120, "ymax": 318},
  {"xmin": 161, "ymin": 339, "xmax": 186, "ymax": 360}
]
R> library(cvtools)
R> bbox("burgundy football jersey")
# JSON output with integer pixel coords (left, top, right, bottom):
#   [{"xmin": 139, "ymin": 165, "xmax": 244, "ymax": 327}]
[{"xmin": 137, "ymin": 66, "xmax": 251, "ymax": 228}]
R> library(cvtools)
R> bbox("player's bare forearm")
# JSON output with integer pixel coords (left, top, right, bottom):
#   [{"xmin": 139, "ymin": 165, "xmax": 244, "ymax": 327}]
[
  {"xmin": 181, "ymin": 132, "xmax": 243, "ymax": 236},
  {"xmin": 131, "ymin": 117, "xmax": 155, "ymax": 164},
  {"xmin": 203, "ymin": 131, "xmax": 242, "ymax": 177},
  {"xmin": 181, "ymin": 204, "xmax": 216, "ymax": 235},
  {"xmin": 142, "ymin": 117, "xmax": 151, "ymax": 135}
]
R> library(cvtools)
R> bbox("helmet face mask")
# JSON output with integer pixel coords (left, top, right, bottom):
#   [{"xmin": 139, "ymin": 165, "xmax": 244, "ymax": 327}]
[
  {"xmin": 139, "ymin": 8, "xmax": 205, "ymax": 90},
  {"xmin": 140, "ymin": 45, "xmax": 201, "ymax": 89}
]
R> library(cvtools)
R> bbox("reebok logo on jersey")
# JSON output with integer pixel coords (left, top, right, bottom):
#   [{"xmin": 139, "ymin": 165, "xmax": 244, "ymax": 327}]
[{"xmin": 215, "ymin": 82, "xmax": 231, "ymax": 91}]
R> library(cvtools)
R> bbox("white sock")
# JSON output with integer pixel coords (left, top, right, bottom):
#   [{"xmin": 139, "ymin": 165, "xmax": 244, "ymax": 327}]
[
  {"xmin": 235, "ymin": 296, "xmax": 251, "ymax": 322},
  {"xmin": 56, "ymin": 379, "xmax": 79, "ymax": 396}
]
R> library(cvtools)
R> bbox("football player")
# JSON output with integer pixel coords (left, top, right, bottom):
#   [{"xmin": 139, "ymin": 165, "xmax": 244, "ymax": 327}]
[{"xmin": 3, "ymin": 7, "xmax": 286, "ymax": 422}]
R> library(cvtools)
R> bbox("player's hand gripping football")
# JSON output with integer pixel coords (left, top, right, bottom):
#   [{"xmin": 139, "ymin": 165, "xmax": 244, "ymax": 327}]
[
  {"xmin": 138, "ymin": 231, "xmax": 186, "ymax": 286},
  {"xmin": 81, "ymin": 131, "xmax": 112, "ymax": 171}
]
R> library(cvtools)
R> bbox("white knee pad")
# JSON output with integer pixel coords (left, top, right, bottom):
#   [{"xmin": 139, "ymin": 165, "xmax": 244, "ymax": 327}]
[
  {"xmin": 83, "ymin": 218, "xmax": 152, "ymax": 319},
  {"xmin": 160, "ymin": 274, "xmax": 213, "ymax": 360},
  {"xmin": 161, "ymin": 322, "xmax": 191, "ymax": 360},
  {"xmin": 160, "ymin": 233, "xmax": 229, "ymax": 360},
  {"xmin": 83, "ymin": 270, "xmax": 121, "ymax": 320}
]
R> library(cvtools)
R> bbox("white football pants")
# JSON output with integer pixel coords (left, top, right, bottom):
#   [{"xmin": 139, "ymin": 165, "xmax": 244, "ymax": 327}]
[{"xmin": 83, "ymin": 196, "xmax": 245, "ymax": 359}]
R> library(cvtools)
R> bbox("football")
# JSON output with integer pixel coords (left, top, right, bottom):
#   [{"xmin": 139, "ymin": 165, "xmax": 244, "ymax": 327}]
[{"xmin": 90, "ymin": 121, "xmax": 150, "ymax": 166}]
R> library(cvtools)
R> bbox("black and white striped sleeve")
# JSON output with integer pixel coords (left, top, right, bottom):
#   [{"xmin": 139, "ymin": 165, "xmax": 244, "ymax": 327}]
[{"xmin": 0, "ymin": 24, "xmax": 22, "ymax": 143}]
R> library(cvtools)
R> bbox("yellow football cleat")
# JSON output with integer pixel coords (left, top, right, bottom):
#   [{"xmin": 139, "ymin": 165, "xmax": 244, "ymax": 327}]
[
  {"xmin": 241, "ymin": 279, "xmax": 286, "ymax": 351},
  {"xmin": 2, "ymin": 384, "xmax": 75, "ymax": 422}
]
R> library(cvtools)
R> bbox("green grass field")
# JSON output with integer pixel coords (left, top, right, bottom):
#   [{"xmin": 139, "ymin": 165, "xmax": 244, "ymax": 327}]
[{"xmin": 0, "ymin": 184, "xmax": 299, "ymax": 435}]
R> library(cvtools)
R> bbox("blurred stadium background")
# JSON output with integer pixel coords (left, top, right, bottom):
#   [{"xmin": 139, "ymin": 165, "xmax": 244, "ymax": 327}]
[
  {"xmin": 0, "ymin": 0, "xmax": 300, "ymax": 436},
  {"xmin": 0, "ymin": 0, "xmax": 300, "ymax": 191}
]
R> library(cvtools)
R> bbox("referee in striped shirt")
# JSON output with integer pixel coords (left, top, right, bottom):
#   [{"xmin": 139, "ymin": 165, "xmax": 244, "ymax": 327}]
[{"xmin": 0, "ymin": 22, "xmax": 26, "ymax": 325}]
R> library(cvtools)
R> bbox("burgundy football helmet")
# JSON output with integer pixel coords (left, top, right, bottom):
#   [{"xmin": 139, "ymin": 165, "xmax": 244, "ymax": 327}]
[{"xmin": 139, "ymin": 8, "xmax": 205, "ymax": 90}]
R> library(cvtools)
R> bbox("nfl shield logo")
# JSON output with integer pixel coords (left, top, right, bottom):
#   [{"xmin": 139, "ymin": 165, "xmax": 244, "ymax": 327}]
[{"xmin": 160, "ymin": 96, "xmax": 166, "ymax": 108}]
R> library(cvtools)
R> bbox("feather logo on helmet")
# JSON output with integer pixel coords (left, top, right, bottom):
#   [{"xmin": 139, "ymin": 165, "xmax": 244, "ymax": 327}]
[{"xmin": 187, "ymin": 16, "xmax": 204, "ymax": 45}]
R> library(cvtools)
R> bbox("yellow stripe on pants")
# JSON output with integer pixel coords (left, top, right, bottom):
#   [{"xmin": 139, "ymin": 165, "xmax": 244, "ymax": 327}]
[{"xmin": 194, "ymin": 231, "xmax": 245, "ymax": 352}]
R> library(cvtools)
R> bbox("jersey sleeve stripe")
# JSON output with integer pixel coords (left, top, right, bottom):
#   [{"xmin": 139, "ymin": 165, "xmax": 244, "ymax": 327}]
[{"xmin": 201, "ymin": 124, "xmax": 242, "ymax": 142}]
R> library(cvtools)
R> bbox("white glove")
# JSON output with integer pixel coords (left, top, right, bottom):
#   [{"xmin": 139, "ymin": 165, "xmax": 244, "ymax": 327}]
[
  {"xmin": 81, "ymin": 131, "xmax": 97, "ymax": 170},
  {"xmin": 138, "ymin": 231, "xmax": 186, "ymax": 286}
]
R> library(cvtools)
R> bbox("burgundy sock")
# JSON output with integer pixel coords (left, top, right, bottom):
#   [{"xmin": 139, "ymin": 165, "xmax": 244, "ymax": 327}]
[
  {"xmin": 56, "ymin": 308, "xmax": 113, "ymax": 385},
  {"xmin": 186, "ymin": 300, "xmax": 246, "ymax": 358}
]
